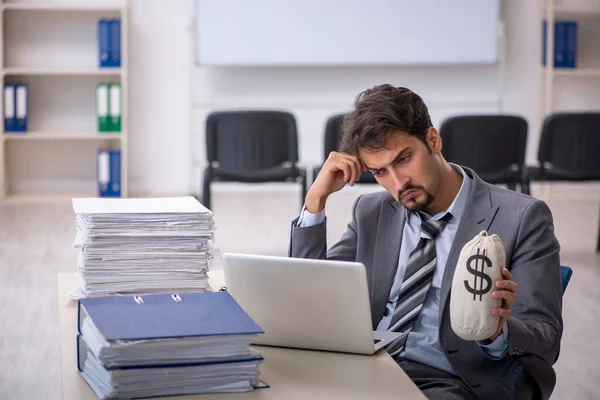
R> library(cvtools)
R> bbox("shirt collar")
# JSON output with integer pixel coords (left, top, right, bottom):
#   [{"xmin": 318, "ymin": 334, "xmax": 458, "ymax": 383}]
[{"xmin": 408, "ymin": 163, "xmax": 472, "ymax": 224}]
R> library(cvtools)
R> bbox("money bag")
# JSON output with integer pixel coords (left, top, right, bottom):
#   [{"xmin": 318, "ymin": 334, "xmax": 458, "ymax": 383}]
[{"xmin": 450, "ymin": 230, "xmax": 506, "ymax": 341}]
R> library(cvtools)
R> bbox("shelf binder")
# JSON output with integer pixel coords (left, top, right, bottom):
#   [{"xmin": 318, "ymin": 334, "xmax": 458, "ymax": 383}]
[
  {"xmin": 110, "ymin": 149, "xmax": 121, "ymax": 197},
  {"xmin": 109, "ymin": 83, "xmax": 121, "ymax": 132},
  {"xmin": 542, "ymin": 20, "xmax": 577, "ymax": 69},
  {"xmin": 565, "ymin": 21, "xmax": 577, "ymax": 69},
  {"xmin": 110, "ymin": 19, "xmax": 121, "ymax": 67},
  {"xmin": 3, "ymin": 84, "xmax": 15, "ymax": 132},
  {"xmin": 15, "ymin": 84, "xmax": 28, "ymax": 132},
  {"xmin": 97, "ymin": 149, "xmax": 121, "ymax": 197},
  {"xmin": 98, "ymin": 19, "xmax": 110, "ymax": 68},
  {"xmin": 96, "ymin": 83, "xmax": 110, "ymax": 132}
]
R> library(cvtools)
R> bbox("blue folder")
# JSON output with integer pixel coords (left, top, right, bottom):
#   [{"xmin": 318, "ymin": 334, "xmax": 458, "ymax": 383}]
[
  {"xmin": 98, "ymin": 19, "xmax": 110, "ymax": 67},
  {"xmin": 109, "ymin": 149, "xmax": 121, "ymax": 197},
  {"xmin": 565, "ymin": 21, "xmax": 577, "ymax": 68},
  {"xmin": 109, "ymin": 19, "xmax": 121, "ymax": 67},
  {"xmin": 77, "ymin": 291, "xmax": 264, "ymax": 341},
  {"xmin": 15, "ymin": 84, "xmax": 28, "ymax": 132}
]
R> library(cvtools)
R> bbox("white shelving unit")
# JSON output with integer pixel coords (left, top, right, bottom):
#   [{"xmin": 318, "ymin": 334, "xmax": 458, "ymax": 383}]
[
  {"xmin": 540, "ymin": 0, "xmax": 600, "ymax": 118},
  {"xmin": 0, "ymin": 0, "xmax": 128, "ymax": 201}
]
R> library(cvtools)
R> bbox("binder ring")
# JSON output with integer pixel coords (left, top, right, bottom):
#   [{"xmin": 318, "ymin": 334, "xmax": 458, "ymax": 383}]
[
  {"xmin": 172, "ymin": 294, "xmax": 182, "ymax": 302},
  {"xmin": 134, "ymin": 296, "xmax": 144, "ymax": 304}
]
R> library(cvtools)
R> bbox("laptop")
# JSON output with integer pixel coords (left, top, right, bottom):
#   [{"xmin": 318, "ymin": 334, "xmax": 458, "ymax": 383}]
[{"xmin": 221, "ymin": 253, "xmax": 401, "ymax": 355}]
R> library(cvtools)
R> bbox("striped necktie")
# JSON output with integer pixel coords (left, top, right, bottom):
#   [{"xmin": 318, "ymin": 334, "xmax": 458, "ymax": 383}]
[{"xmin": 385, "ymin": 212, "xmax": 452, "ymax": 359}]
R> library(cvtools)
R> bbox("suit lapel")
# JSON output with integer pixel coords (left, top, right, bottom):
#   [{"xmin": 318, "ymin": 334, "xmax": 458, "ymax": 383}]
[
  {"xmin": 371, "ymin": 195, "xmax": 405, "ymax": 327},
  {"xmin": 439, "ymin": 170, "xmax": 499, "ymax": 321}
]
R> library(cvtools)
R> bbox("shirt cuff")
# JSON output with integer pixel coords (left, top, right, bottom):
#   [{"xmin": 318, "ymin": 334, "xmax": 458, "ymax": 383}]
[
  {"xmin": 477, "ymin": 321, "xmax": 509, "ymax": 359},
  {"xmin": 296, "ymin": 205, "xmax": 326, "ymax": 227}
]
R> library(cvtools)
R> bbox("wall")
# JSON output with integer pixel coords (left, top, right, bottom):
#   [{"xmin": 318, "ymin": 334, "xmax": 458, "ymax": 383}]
[{"xmin": 128, "ymin": 0, "xmax": 194, "ymax": 195}]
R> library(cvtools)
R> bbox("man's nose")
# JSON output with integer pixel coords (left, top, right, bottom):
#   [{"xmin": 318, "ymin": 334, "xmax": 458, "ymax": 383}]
[{"xmin": 390, "ymin": 169, "xmax": 410, "ymax": 192}]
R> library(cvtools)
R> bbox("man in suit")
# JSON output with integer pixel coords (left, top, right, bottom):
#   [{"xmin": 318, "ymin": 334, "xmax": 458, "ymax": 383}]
[{"xmin": 289, "ymin": 85, "xmax": 562, "ymax": 400}]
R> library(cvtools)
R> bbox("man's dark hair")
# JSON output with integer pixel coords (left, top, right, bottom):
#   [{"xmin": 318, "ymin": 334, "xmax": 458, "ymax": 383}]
[{"xmin": 340, "ymin": 85, "xmax": 433, "ymax": 154}]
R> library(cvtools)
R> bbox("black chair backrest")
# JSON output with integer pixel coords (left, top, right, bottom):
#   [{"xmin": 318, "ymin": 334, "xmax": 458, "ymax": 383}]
[
  {"xmin": 324, "ymin": 113, "xmax": 345, "ymax": 159},
  {"xmin": 439, "ymin": 115, "xmax": 527, "ymax": 176},
  {"xmin": 206, "ymin": 111, "xmax": 298, "ymax": 170},
  {"xmin": 538, "ymin": 113, "xmax": 600, "ymax": 180}
]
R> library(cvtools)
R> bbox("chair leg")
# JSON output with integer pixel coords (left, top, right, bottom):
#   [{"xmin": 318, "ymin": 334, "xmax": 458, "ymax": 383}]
[
  {"xmin": 202, "ymin": 172, "xmax": 212, "ymax": 210},
  {"xmin": 597, "ymin": 201, "xmax": 600, "ymax": 253},
  {"xmin": 521, "ymin": 172, "xmax": 531, "ymax": 196},
  {"xmin": 300, "ymin": 176, "xmax": 307, "ymax": 206},
  {"xmin": 597, "ymin": 224, "xmax": 600, "ymax": 253}
]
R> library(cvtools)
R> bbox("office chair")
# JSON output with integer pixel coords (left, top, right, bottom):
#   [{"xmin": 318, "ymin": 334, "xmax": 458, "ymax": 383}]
[
  {"xmin": 439, "ymin": 115, "xmax": 528, "ymax": 194},
  {"xmin": 313, "ymin": 113, "xmax": 378, "ymax": 184},
  {"xmin": 202, "ymin": 111, "xmax": 307, "ymax": 210},
  {"xmin": 560, "ymin": 266, "xmax": 573, "ymax": 294},
  {"xmin": 525, "ymin": 113, "xmax": 600, "ymax": 252}
]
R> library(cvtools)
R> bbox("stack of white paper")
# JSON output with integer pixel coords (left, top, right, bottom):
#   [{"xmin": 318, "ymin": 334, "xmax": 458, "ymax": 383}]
[{"xmin": 72, "ymin": 197, "xmax": 215, "ymax": 297}]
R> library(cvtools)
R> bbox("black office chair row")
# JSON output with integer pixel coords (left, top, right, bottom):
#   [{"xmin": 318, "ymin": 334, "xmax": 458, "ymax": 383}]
[{"xmin": 201, "ymin": 111, "xmax": 600, "ymax": 252}]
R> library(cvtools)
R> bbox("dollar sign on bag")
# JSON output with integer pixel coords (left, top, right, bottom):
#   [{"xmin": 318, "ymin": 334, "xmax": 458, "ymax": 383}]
[{"xmin": 464, "ymin": 248, "xmax": 492, "ymax": 301}]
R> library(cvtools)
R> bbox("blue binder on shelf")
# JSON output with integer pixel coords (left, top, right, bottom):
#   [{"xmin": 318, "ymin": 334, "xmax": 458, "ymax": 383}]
[
  {"xmin": 542, "ymin": 21, "xmax": 577, "ymax": 68},
  {"xmin": 15, "ymin": 84, "xmax": 28, "ymax": 132},
  {"xmin": 97, "ymin": 149, "xmax": 121, "ymax": 197},
  {"xmin": 565, "ymin": 21, "xmax": 577, "ymax": 68},
  {"xmin": 98, "ymin": 19, "xmax": 110, "ymax": 67},
  {"xmin": 109, "ymin": 149, "xmax": 121, "ymax": 196},
  {"xmin": 3, "ymin": 84, "xmax": 15, "ymax": 132},
  {"xmin": 77, "ymin": 291, "xmax": 264, "ymax": 341},
  {"xmin": 109, "ymin": 19, "xmax": 121, "ymax": 67}
]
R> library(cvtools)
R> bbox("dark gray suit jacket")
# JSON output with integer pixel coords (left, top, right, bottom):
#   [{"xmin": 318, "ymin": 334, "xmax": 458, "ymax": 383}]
[{"xmin": 289, "ymin": 168, "xmax": 563, "ymax": 400}]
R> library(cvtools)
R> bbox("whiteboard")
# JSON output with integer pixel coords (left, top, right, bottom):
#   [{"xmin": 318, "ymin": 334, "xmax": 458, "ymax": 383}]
[{"xmin": 195, "ymin": 0, "xmax": 500, "ymax": 66}]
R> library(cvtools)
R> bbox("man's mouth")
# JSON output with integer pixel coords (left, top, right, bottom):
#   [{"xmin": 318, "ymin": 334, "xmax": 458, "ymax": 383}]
[{"xmin": 401, "ymin": 189, "xmax": 418, "ymax": 201}]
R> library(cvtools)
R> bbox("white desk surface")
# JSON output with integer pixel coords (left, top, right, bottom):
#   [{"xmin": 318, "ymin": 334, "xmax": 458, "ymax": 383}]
[{"xmin": 58, "ymin": 272, "xmax": 425, "ymax": 400}]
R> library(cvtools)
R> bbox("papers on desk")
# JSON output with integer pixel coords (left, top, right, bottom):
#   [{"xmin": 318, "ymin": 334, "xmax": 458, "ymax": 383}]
[
  {"xmin": 72, "ymin": 197, "xmax": 215, "ymax": 297},
  {"xmin": 77, "ymin": 291, "xmax": 266, "ymax": 399}
]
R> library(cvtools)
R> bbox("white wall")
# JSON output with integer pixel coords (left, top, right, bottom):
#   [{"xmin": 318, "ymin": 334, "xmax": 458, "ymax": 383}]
[{"xmin": 128, "ymin": 0, "xmax": 194, "ymax": 196}]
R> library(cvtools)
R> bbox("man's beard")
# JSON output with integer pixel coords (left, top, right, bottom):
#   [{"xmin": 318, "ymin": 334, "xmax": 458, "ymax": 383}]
[{"xmin": 398, "ymin": 184, "xmax": 435, "ymax": 212}]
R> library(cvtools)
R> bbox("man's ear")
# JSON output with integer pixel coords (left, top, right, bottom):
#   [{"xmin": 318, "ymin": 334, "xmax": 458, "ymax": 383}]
[{"xmin": 427, "ymin": 127, "xmax": 442, "ymax": 154}]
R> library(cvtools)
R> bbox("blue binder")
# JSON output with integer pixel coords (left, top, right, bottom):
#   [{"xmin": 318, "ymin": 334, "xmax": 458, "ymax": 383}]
[
  {"xmin": 98, "ymin": 19, "xmax": 110, "ymax": 67},
  {"xmin": 77, "ymin": 291, "xmax": 264, "ymax": 340},
  {"xmin": 97, "ymin": 149, "xmax": 121, "ymax": 197},
  {"xmin": 109, "ymin": 149, "xmax": 121, "ymax": 197},
  {"xmin": 3, "ymin": 84, "xmax": 15, "ymax": 132},
  {"xmin": 14, "ymin": 84, "xmax": 28, "ymax": 132},
  {"xmin": 109, "ymin": 19, "xmax": 121, "ymax": 67},
  {"xmin": 97, "ymin": 149, "xmax": 110, "ymax": 197},
  {"xmin": 542, "ymin": 21, "xmax": 569, "ymax": 68},
  {"xmin": 565, "ymin": 21, "xmax": 577, "ymax": 68}
]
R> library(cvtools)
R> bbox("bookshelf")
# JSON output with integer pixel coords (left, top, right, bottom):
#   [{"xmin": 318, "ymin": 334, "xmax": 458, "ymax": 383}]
[
  {"xmin": 540, "ymin": 0, "xmax": 600, "ymax": 118},
  {"xmin": 0, "ymin": 0, "xmax": 128, "ymax": 201}
]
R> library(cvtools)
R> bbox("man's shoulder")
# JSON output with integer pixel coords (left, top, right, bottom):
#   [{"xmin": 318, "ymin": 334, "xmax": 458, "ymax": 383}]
[{"xmin": 483, "ymin": 181, "xmax": 550, "ymax": 215}]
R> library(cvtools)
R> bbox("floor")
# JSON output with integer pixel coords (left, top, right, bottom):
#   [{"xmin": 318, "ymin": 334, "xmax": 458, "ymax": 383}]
[{"xmin": 0, "ymin": 183, "xmax": 598, "ymax": 399}]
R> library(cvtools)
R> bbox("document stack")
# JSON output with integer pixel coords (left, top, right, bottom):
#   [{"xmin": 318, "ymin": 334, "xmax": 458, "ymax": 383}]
[
  {"xmin": 77, "ymin": 291, "xmax": 266, "ymax": 399},
  {"xmin": 72, "ymin": 196, "xmax": 215, "ymax": 298}
]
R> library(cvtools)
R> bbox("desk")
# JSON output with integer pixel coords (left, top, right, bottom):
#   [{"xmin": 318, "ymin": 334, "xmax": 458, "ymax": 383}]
[{"xmin": 58, "ymin": 273, "xmax": 425, "ymax": 400}]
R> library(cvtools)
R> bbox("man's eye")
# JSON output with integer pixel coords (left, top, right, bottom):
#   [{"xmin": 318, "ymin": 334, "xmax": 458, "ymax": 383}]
[
  {"xmin": 372, "ymin": 170, "xmax": 385, "ymax": 177},
  {"xmin": 397, "ymin": 156, "xmax": 410, "ymax": 164}
]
